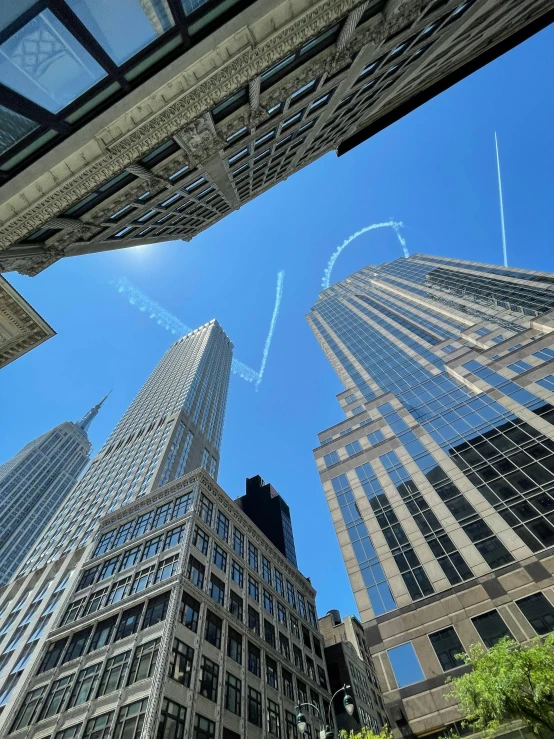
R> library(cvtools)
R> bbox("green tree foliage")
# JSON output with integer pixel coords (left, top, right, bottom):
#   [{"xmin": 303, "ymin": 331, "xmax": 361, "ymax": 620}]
[
  {"xmin": 339, "ymin": 726, "xmax": 393, "ymax": 739},
  {"xmin": 447, "ymin": 636, "xmax": 554, "ymax": 738}
]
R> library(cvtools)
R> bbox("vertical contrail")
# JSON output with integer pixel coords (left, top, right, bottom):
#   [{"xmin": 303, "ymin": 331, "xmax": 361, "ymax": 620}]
[
  {"xmin": 321, "ymin": 221, "xmax": 408, "ymax": 289},
  {"xmin": 255, "ymin": 270, "xmax": 285, "ymax": 391},
  {"xmin": 494, "ymin": 131, "xmax": 508, "ymax": 267}
]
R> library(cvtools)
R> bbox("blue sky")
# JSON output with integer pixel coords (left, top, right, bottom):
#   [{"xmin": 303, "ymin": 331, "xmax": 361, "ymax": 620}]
[{"xmin": 2, "ymin": 25, "xmax": 553, "ymax": 620}]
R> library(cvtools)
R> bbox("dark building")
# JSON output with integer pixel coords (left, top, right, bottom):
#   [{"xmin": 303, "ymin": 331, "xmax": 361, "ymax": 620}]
[{"xmin": 236, "ymin": 475, "xmax": 298, "ymax": 567}]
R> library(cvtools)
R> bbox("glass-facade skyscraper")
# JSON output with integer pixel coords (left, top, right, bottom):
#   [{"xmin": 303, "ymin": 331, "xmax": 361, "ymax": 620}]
[
  {"xmin": 0, "ymin": 400, "xmax": 105, "ymax": 586},
  {"xmin": 309, "ymin": 255, "xmax": 554, "ymax": 738},
  {"xmin": 0, "ymin": 320, "xmax": 232, "ymax": 722}
]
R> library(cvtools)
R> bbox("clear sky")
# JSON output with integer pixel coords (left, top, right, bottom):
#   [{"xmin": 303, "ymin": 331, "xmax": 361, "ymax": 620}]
[{"xmin": 2, "ymin": 25, "xmax": 553, "ymax": 620}]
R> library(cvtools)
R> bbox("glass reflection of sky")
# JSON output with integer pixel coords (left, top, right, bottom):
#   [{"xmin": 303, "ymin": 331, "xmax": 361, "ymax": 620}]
[
  {"xmin": 0, "ymin": 104, "xmax": 38, "ymax": 155},
  {"xmin": 66, "ymin": 0, "xmax": 174, "ymax": 66},
  {"xmin": 387, "ymin": 643, "xmax": 425, "ymax": 687},
  {"xmin": 0, "ymin": 9, "xmax": 105, "ymax": 113}
]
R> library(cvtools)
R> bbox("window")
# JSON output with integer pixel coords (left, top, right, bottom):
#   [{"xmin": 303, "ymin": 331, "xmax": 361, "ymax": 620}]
[
  {"xmin": 128, "ymin": 638, "xmax": 159, "ymax": 685},
  {"xmin": 213, "ymin": 543, "xmax": 227, "ymax": 572},
  {"xmin": 94, "ymin": 531, "xmax": 115, "ymax": 557},
  {"xmin": 317, "ymin": 665, "xmax": 327, "ymax": 690},
  {"xmin": 39, "ymin": 638, "xmax": 68, "ymax": 673},
  {"xmin": 63, "ymin": 628, "xmax": 92, "ymax": 663},
  {"xmin": 194, "ymin": 715, "xmax": 215, "ymax": 739},
  {"xmin": 156, "ymin": 554, "xmax": 179, "ymax": 582},
  {"xmin": 115, "ymin": 605, "xmax": 143, "ymax": 640},
  {"xmin": 429, "ymin": 627, "xmax": 464, "ymax": 671},
  {"xmin": 248, "ymin": 605, "xmax": 260, "ymax": 635},
  {"xmin": 248, "ymin": 641, "xmax": 261, "ymax": 676},
  {"xmin": 264, "ymin": 589, "xmax": 274, "ymax": 614},
  {"xmin": 98, "ymin": 651, "xmax": 131, "ymax": 696},
  {"xmin": 85, "ymin": 587, "xmax": 108, "ymax": 615},
  {"xmin": 83, "ymin": 711, "xmax": 114, "ymax": 739},
  {"xmin": 233, "ymin": 528, "xmax": 244, "ymax": 557},
  {"xmin": 313, "ymin": 637, "xmax": 322, "ymax": 659},
  {"xmin": 277, "ymin": 602, "xmax": 287, "ymax": 626},
  {"xmin": 200, "ymin": 494, "xmax": 213, "ymax": 525},
  {"xmin": 302, "ymin": 626, "xmax": 312, "ymax": 650},
  {"xmin": 387, "ymin": 643, "xmax": 424, "ymax": 687},
  {"xmin": 10, "ymin": 684, "xmax": 47, "ymax": 730},
  {"xmin": 99, "ymin": 557, "xmax": 119, "ymax": 580},
  {"xmin": 230, "ymin": 590, "xmax": 244, "ymax": 621},
  {"xmin": 131, "ymin": 565, "xmax": 156, "ymax": 593},
  {"xmin": 249, "ymin": 542, "xmax": 259, "ymax": 570},
  {"xmin": 188, "ymin": 556, "xmax": 205, "ymax": 588},
  {"xmin": 265, "ymin": 619, "xmax": 276, "ymax": 648},
  {"xmin": 262, "ymin": 556, "xmax": 272, "ymax": 584},
  {"xmin": 41, "ymin": 674, "xmax": 74, "ymax": 718},
  {"xmin": 222, "ymin": 730, "xmax": 241, "ymax": 739},
  {"xmin": 472, "ymin": 610, "xmax": 513, "ymax": 648},
  {"xmin": 193, "ymin": 525, "xmax": 210, "ymax": 555},
  {"xmin": 69, "ymin": 663, "xmax": 102, "ymax": 707},
  {"xmin": 285, "ymin": 712, "xmax": 298, "ymax": 739},
  {"xmin": 108, "ymin": 577, "xmax": 131, "ymax": 605},
  {"xmin": 283, "ymin": 668, "xmax": 295, "ymax": 700},
  {"xmin": 516, "ymin": 593, "xmax": 554, "ymax": 635},
  {"xmin": 268, "ymin": 698, "xmax": 281, "ymax": 737},
  {"xmin": 216, "ymin": 511, "xmax": 230, "ymax": 540},
  {"xmin": 324, "ymin": 451, "xmax": 339, "ymax": 467},
  {"xmin": 346, "ymin": 440, "xmax": 363, "ymax": 456},
  {"xmin": 205, "ymin": 610, "xmax": 223, "ymax": 648},
  {"xmin": 164, "ymin": 525, "xmax": 185, "ymax": 550},
  {"xmin": 133, "ymin": 512, "xmax": 153, "ymax": 538},
  {"xmin": 174, "ymin": 491, "xmax": 193, "ymax": 517},
  {"xmin": 169, "ymin": 638, "xmax": 194, "ymax": 687},
  {"xmin": 275, "ymin": 568, "xmax": 284, "ymax": 596},
  {"xmin": 157, "ymin": 699, "xmax": 187, "ymax": 739},
  {"xmin": 180, "ymin": 593, "xmax": 200, "ymax": 632},
  {"xmin": 55, "ymin": 724, "xmax": 82, "ymax": 739},
  {"xmin": 290, "ymin": 615, "xmax": 300, "ymax": 639},
  {"xmin": 279, "ymin": 632, "xmax": 290, "ymax": 661},
  {"xmin": 306, "ymin": 656, "xmax": 316, "ymax": 681},
  {"xmin": 287, "ymin": 582, "xmax": 296, "ymax": 608},
  {"xmin": 225, "ymin": 673, "xmax": 241, "ymax": 715},
  {"xmin": 266, "ymin": 656, "xmax": 279, "ymax": 689},
  {"xmin": 120, "ymin": 546, "xmax": 141, "ymax": 571},
  {"xmin": 143, "ymin": 592, "xmax": 170, "ymax": 628},
  {"xmin": 62, "ymin": 597, "xmax": 86, "ymax": 625},
  {"xmin": 227, "ymin": 627, "xmax": 242, "ymax": 664},
  {"xmin": 248, "ymin": 687, "xmax": 262, "ymax": 727},
  {"xmin": 77, "ymin": 566, "xmax": 99, "ymax": 590},
  {"xmin": 367, "ymin": 429, "xmax": 385, "ymax": 446},
  {"xmin": 199, "ymin": 656, "xmax": 219, "ymax": 701},
  {"xmin": 113, "ymin": 699, "xmax": 147, "ymax": 739},
  {"xmin": 231, "ymin": 559, "xmax": 244, "ymax": 587},
  {"xmin": 293, "ymin": 645, "xmax": 303, "ymax": 671},
  {"xmin": 209, "ymin": 574, "xmax": 225, "ymax": 605},
  {"xmin": 141, "ymin": 535, "xmax": 163, "ymax": 561},
  {"xmin": 248, "ymin": 576, "xmax": 259, "ymax": 601},
  {"xmin": 113, "ymin": 522, "xmax": 133, "ymax": 548},
  {"xmin": 89, "ymin": 616, "xmax": 117, "ymax": 652}
]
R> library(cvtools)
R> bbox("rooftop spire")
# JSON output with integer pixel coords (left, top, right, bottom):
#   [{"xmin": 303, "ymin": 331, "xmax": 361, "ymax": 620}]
[{"xmin": 77, "ymin": 391, "xmax": 111, "ymax": 432}]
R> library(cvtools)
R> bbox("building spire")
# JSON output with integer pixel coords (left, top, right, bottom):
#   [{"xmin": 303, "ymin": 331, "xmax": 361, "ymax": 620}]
[{"xmin": 78, "ymin": 392, "xmax": 111, "ymax": 432}]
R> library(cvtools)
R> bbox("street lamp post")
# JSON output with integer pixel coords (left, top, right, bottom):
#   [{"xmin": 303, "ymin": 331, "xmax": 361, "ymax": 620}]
[{"xmin": 296, "ymin": 684, "xmax": 355, "ymax": 738}]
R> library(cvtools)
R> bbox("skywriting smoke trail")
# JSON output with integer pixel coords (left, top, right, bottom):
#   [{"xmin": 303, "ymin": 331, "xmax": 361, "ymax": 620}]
[
  {"xmin": 255, "ymin": 270, "xmax": 285, "ymax": 391},
  {"xmin": 112, "ymin": 274, "xmax": 284, "ymax": 388},
  {"xmin": 321, "ymin": 221, "xmax": 408, "ymax": 289},
  {"xmin": 494, "ymin": 131, "xmax": 508, "ymax": 267}
]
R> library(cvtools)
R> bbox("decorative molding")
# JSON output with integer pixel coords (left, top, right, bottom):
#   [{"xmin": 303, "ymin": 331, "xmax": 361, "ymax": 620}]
[
  {"xmin": 174, "ymin": 113, "xmax": 225, "ymax": 164},
  {"xmin": 0, "ymin": 275, "xmax": 55, "ymax": 365},
  {"xmin": 0, "ymin": 0, "xmax": 361, "ymax": 251}
]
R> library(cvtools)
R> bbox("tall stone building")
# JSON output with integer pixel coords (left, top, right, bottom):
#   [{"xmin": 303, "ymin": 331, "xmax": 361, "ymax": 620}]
[
  {"xmin": 0, "ymin": 0, "xmax": 550, "ymax": 280},
  {"xmin": 0, "ymin": 398, "xmax": 106, "ymax": 586},
  {"xmin": 309, "ymin": 256, "xmax": 554, "ymax": 738},
  {"xmin": 319, "ymin": 609, "xmax": 388, "ymax": 733},
  {"xmin": 0, "ymin": 321, "xmax": 232, "ymax": 724},
  {"xmin": 2, "ymin": 469, "xmax": 334, "ymax": 739}
]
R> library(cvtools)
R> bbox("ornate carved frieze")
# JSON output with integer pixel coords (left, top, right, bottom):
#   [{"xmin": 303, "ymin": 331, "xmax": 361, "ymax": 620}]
[
  {"xmin": 0, "ymin": 0, "xmax": 361, "ymax": 251},
  {"xmin": 174, "ymin": 113, "xmax": 225, "ymax": 164},
  {"xmin": 0, "ymin": 275, "xmax": 54, "ymax": 366}
]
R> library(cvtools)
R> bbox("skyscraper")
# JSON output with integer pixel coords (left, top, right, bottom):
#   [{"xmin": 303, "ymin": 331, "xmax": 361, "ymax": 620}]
[
  {"xmin": 0, "ymin": 320, "xmax": 232, "ymax": 720},
  {"xmin": 0, "ymin": 0, "xmax": 549, "ymax": 281},
  {"xmin": 236, "ymin": 475, "xmax": 298, "ymax": 567},
  {"xmin": 0, "ymin": 398, "xmax": 106, "ymax": 586},
  {"xmin": 309, "ymin": 255, "xmax": 554, "ymax": 738}
]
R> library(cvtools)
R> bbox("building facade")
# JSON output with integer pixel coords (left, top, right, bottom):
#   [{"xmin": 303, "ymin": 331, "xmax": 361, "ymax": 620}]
[
  {"xmin": 0, "ymin": 321, "xmax": 232, "ymax": 724},
  {"xmin": 0, "ymin": 470, "xmax": 333, "ymax": 739},
  {"xmin": 0, "ymin": 0, "xmax": 550, "ymax": 281},
  {"xmin": 0, "ymin": 276, "xmax": 54, "ymax": 368},
  {"xmin": 319, "ymin": 610, "xmax": 387, "ymax": 733},
  {"xmin": 236, "ymin": 476, "xmax": 298, "ymax": 568},
  {"xmin": 0, "ymin": 399, "xmax": 107, "ymax": 586},
  {"xmin": 308, "ymin": 255, "xmax": 554, "ymax": 738}
]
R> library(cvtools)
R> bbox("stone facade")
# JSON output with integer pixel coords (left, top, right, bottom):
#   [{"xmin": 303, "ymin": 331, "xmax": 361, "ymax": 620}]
[
  {"xmin": 0, "ymin": 276, "xmax": 54, "ymax": 368},
  {"xmin": 0, "ymin": 0, "xmax": 551, "ymax": 277}
]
